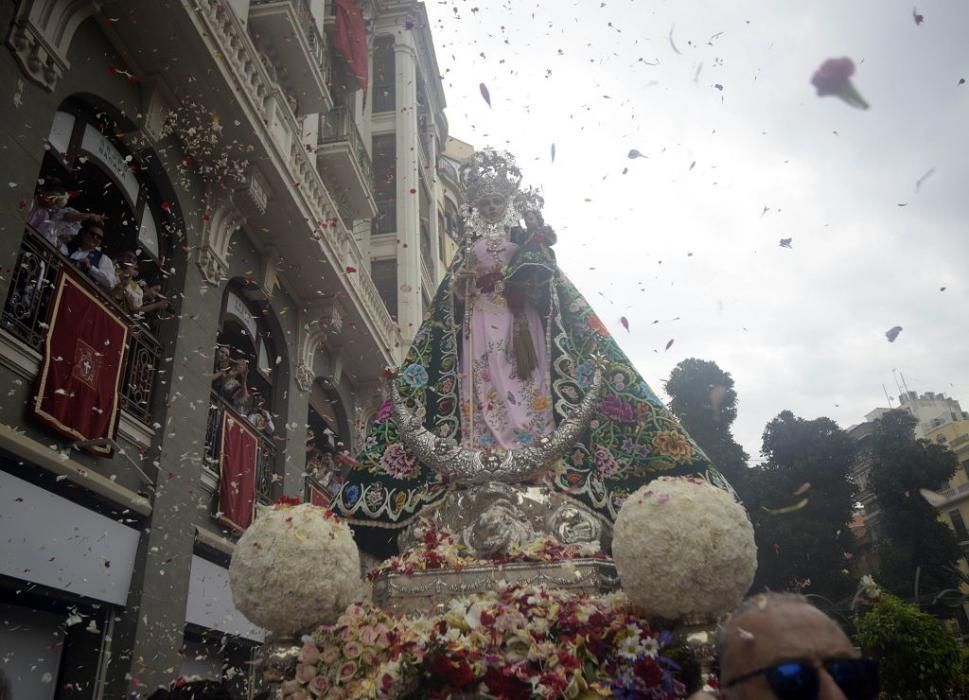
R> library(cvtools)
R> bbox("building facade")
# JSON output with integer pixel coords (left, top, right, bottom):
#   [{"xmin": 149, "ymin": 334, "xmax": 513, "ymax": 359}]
[{"xmin": 0, "ymin": 0, "xmax": 462, "ymax": 697}]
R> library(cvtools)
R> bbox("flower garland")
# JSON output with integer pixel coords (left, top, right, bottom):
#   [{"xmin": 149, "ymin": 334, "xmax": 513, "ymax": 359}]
[
  {"xmin": 367, "ymin": 519, "xmax": 606, "ymax": 581},
  {"xmin": 282, "ymin": 584, "xmax": 686, "ymax": 699}
]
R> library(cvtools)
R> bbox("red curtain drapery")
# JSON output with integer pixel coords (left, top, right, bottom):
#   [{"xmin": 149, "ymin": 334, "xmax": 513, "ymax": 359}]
[
  {"xmin": 219, "ymin": 413, "xmax": 259, "ymax": 530},
  {"xmin": 33, "ymin": 271, "xmax": 129, "ymax": 456},
  {"xmin": 333, "ymin": 0, "xmax": 368, "ymax": 94}
]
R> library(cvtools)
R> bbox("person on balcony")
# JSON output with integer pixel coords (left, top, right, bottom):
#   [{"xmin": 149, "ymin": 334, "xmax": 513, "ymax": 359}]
[
  {"xmin": 217, "ymin": 358, "xmax": 250, "ymax": 412},
  {"xmin": 110, "ymin": 253, "xmax": 173, "ymax": 320},
  {"xmin": 68, "ymin": 221, "xmax": 117, "ymax": 290},
  {"xmin": 138, "ymin": 274, "xmax": 173, "ymax": 320},
  {"xmin": 247, "ymin": 392, "xmax": 275, "ymax": 435},
  {"xmin": 27, "ymin": 184, "xmax": 106, "ymax": 254}
]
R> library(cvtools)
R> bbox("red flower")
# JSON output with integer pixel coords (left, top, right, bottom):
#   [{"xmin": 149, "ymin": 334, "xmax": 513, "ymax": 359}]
[
  {"xmin": 634, "ymin": 657, "xmax": 664, "ymax": 686},
  {"xmin": 482, "ymin": 667, "xmax": 530, "ymax": 698},
  {"xmin": 585, "ymin": 313, "xmax": 610, "ymax": 337},
  {"xmin": 274, "ymin": 495, "xmax": 301, "ymax": 507},
  {"xmin": 427, "ymin": 655, "xmax": 475, "ymax": 689}
]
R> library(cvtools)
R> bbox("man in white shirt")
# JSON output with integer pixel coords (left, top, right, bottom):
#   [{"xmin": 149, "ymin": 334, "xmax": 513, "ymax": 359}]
[{"xmin": 69, "ymin": 222, "xmax": 117, "ymax": 290}]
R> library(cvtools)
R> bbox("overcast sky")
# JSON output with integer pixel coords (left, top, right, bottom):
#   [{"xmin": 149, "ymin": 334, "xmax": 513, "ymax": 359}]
[{"xmin": 423, "ymin": 0, "xmax": 969, "ymax": 460}]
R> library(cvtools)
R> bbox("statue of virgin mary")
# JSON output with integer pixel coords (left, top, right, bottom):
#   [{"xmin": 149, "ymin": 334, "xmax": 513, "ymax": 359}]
[{"xmin": 334, "ymin": 149, "xmax": 731, "ymax": 556}]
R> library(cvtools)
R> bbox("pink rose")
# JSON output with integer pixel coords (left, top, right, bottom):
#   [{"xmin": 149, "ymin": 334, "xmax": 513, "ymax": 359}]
[
  {"xmin": 343, "ymin": 640, "xmax": 362, "ymax": 659},
  {"xmin": 338, "ymin": 661, "xmax": 358, "ymax": 682},
  {"xmin": 308, "ymin": 675, "xmax": 330, "ymax": 697},
  {"xmin": 359, "ymin": 626, "xmax": 379, "ymax": 646},
  {"xmin": 298, "ymin": 642, "xmax": 320, "ymax": 665},
  {"xmin": 295, "ymin": 663, "xmax": 317, "ymax": 684}
]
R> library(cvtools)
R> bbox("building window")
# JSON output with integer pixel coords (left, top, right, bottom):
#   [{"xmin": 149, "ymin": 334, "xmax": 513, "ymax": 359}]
[
  {"xmin": 371, "ymin": 134, "xmax": 396, "ymax": 235},
  {"xmin": 949, "ymin": 510, "xmax": 969, "ymax": 542},
  {"xmin": 204, "ymin": 282, "xmax": 283, "ymax": 511},
  {"xmin": 372, "ymin": 36, "xmax": 396, "ymax": 113},
  {"xmin": 371, "ymin": 259, "xmax": 398, "ymax": 320},
  {"xmin": 2, "ymin": 97, "xmax": 175, "ymax": 428}
]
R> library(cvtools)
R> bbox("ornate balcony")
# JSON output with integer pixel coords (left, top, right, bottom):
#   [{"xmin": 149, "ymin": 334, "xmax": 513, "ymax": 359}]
[
  {"xmin": 318, "ymin": 106, "xmax": 377, "ymax": 220},
  {"xmin": 2, "ymin": 229, "xmax": 162, "ymax": 427},
  {"xmin": 248, "ymin": 0, "xmax": 333, "ymax": 115},
  {"xmin": 204, "ymin": 391, "xmax": 277, "ymax": 507}
]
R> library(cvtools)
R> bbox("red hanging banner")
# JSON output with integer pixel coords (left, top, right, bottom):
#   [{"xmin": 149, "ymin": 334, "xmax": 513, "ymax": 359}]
[
  {"xmin": 33, "ymin": 271, "xmax": 129, "ymax": 456},
  {"xmin": 333, "ymin": 0, "xmax": 368, "ymax": 94},
  {"xmin": 219, "ymin": 413, "xmax": 259, "ymax": 531},
  {"xmin": 308, "ymin": 481, "xmax": 331, "ymax": 508}
]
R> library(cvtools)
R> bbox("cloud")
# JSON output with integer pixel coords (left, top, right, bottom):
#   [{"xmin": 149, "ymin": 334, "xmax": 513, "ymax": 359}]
[{"xmin": 427, "ymin": 0, "xmax": 969, "ymax": 458}]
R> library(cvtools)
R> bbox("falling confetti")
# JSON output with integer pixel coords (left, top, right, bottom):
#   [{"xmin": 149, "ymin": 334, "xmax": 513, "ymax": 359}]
[
  {"xmin": 550, "ymin": 143, "xmax": 556, "ymax": 163},
  {"xmin": 779, "ymin": 237, "xmax": 793, "ymax": 248},
  {"xmin": 345, "ymin": 266, "xmax": 357, "ymax": 273},
  {"xmin": 915, "ymin": 168, "xmax": 936, "ymax": 191},
  {"xmin": 664, "ymin": 338, "xmax": 675, "ymax": 351},
  {"xmin": 668, "ymin": 25, "xmax": 682, "ymax": 55},
  {"xmin": 885, "ymin": 326, "xmax": 903, "ymax": 343},
  {"xmin": 619, "ymin": 316, "xmax": 629, "ymax": 332},
  {"xmin": 912, "ymin": 7, "xmax": 924, "ymax": 24},
  {"xmin": 793, "ymin": 482, "xmax": 812, "ymax": 496},
  {"xmin": 627, "ymin": 149, "xmax": 645, "ymax": 159},
  {"xmin": 479, "ymin": 82, "xmax": 492, "ymax": 108},
  {"xmin": 919, "ymin": 488, "xmax": 945, "ymax": 507},
  {"xmin": 762, "ymin": 498, "xmax": 809, "ymax": 515},
  {"xmin": 811, "ymin": 57, "xmax": 869, "ymax": 109}
]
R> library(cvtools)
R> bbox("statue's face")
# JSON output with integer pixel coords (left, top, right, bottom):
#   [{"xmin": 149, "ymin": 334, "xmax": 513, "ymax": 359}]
[{"xmin": 477, "ymin": 194, "xmax": 507, "ymax": 224}]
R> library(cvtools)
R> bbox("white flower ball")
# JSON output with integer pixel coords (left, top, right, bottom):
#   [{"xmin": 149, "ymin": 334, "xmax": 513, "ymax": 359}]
[
  {"xmin": 229, "ymin": 503, "xmax": 361, "ymax": 637},
  {"xmin": 612, "ymin": 476, "xmax": 756, "ymax": 620}
]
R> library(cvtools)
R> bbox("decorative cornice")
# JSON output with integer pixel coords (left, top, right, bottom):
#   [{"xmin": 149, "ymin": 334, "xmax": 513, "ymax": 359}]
[
  {"xmin": 6, "ymin": 0, "xmax": 96, "ymax": 91},
  {"xmin": 295, "ymin": 298, "xmax": 345, "ymax": 392},
  {"xmin": 196, "ymin": 188, "xmax": 246, "ymax": 285}
]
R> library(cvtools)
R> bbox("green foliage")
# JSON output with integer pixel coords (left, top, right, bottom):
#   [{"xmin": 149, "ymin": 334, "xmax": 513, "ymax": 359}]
[
  {"xmin": 747, "ymin": 411, "xmax": 857, "ymax": 601},
  {"xmin": 854, "ymin": 593, "xmax": 962, "ymax": 697},
  {"xmin": 664, "ymin": 358, "xmax": 749, "ymax": 496},
  {"xmin": 868, "ymin": 410, "xmax": 962, "ymax": 598}
]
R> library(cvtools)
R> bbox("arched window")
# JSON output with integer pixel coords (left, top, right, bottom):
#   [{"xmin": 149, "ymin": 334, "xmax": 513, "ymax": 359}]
[
  {"xmin": 306, "ymin": 379, "xmax": 350, "ymax": 499},
  {"xmin": 2, "ymin": 95, "xmax": 178, "ymax": 428},
  {"xmin": 204, "ymin": 282, "xmax": 285, "ymax": 516}
]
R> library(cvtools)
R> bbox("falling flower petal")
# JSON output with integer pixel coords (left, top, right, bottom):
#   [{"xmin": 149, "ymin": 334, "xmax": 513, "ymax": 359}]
[
  {"xmin": 885, "ymin": 326, "xmax": 903, "ymax": 342},
  {"xmin": 479, "ymin": 82, "xmax": 492, "ymax": 108},
  {"xmin": 762, "ymin": 498, "xmax": 809, "ymax": 515},
  {"xmin": 620, "ymin": 316, "xmax": 629, "ymax": 332},
  {"xmin": 919, "ymin": 488, "xmax": 945, "ymax": 507},
  {"xmin": 779, "ymin": 237, "xmax": 793, "ymax": 248},
  {"xmin": 664, "ymin": 338, "xmax": 674, "ymax": 351},
  {"xmin": 811, "ymin": 57, "xmax": 869, "ymax": 109},
  {"xmin": 793, "ymin": 482, "xmax": 812, "ymax": 496},
  {"xmin": 627, "ymin": 148, "xmax": 645, "ymax": 159},
  {"xmin": 912, "ymin": 7, "xmax": 924, "ymax": 25}
]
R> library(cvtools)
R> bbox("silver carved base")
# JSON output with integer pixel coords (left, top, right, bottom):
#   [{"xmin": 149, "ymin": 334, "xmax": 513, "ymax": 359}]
[
  {"xmin": 396, "ymin": 483, "xmax": 612, "ymax": 558},
  {"xmin": 372, "ymin": 558, "xmax": 619, "ymax": 616},
  {"xmin": 260, "ymin": 636, "xmax": 301, "ymax": 698}
]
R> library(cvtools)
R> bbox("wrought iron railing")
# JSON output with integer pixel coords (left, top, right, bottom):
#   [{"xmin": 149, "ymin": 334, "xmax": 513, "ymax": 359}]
[
  {"xmin": 204, "ymin": 391, "xmax": 278, "ymax": 505},
  {"xmin": 321, "ymin": 105, "xmax": 374, "ymax": 191},
  {"xmin": 2, "ymin": 228, "xmax": 162, "ymax": 426}
]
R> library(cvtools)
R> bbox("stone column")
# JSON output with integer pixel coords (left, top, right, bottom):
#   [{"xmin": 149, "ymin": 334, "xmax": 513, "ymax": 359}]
[
  {"xmin": 393, "ymin": 36, "xmax": 422, "ymax": 338},
  {"xmin": 103, "ymin": 225, "xmax": 225, "ymax": 698}
]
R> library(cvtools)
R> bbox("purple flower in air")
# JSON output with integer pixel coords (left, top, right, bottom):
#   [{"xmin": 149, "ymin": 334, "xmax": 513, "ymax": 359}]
[{"xmin": 811, "ymin": 57, "xmax": 869, "ymax": 109}]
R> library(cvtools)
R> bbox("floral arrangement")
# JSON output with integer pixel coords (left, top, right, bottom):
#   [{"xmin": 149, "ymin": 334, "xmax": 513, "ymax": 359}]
[
  {"xmin": 282, "ymin": 584, "xmax": 686, "ymax": 699},
  {"xmin": 367, "ymin": 519, "xmax": 605, "ymax": 581},
  {"xmin": 612, "ymin": 476, "xmax": 757, "ymax": 620},
  {"xmin": 229, "ymin": 502, "xmax": 361, "ymax": 637}
]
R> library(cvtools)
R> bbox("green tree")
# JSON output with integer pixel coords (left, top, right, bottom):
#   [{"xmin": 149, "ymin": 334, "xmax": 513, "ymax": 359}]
[
  {"xmin": 855, "ymin": 593, "xmax": 961, "ymax": 698},
  {"xmin": 748, "ymin": 411, "xmax": 857, "ymax": 602},
  {"xmin": 868, "ymin": 409, "xmax": 962, "ymax": 599},
  {"xmin": 664, "ymin": 358, "xmax": 749, "ymax": 496}
]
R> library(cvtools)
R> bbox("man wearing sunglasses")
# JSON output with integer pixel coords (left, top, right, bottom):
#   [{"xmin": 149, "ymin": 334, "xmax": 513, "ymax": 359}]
[{"xmin": 712, "ymin": 593, "xmax": 879, "ymax": 700}]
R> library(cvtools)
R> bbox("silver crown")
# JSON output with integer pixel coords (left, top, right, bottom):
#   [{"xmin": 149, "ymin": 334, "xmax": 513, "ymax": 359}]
[{"xmin": 460, "ymin": 148, "xmax": 523, "ymax": 204}]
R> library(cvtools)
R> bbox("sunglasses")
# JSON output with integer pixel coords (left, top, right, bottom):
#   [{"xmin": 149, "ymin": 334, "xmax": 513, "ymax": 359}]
[{"xmin": 725, "ymin": 658, "xmax": 878, "ymax": 700}]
